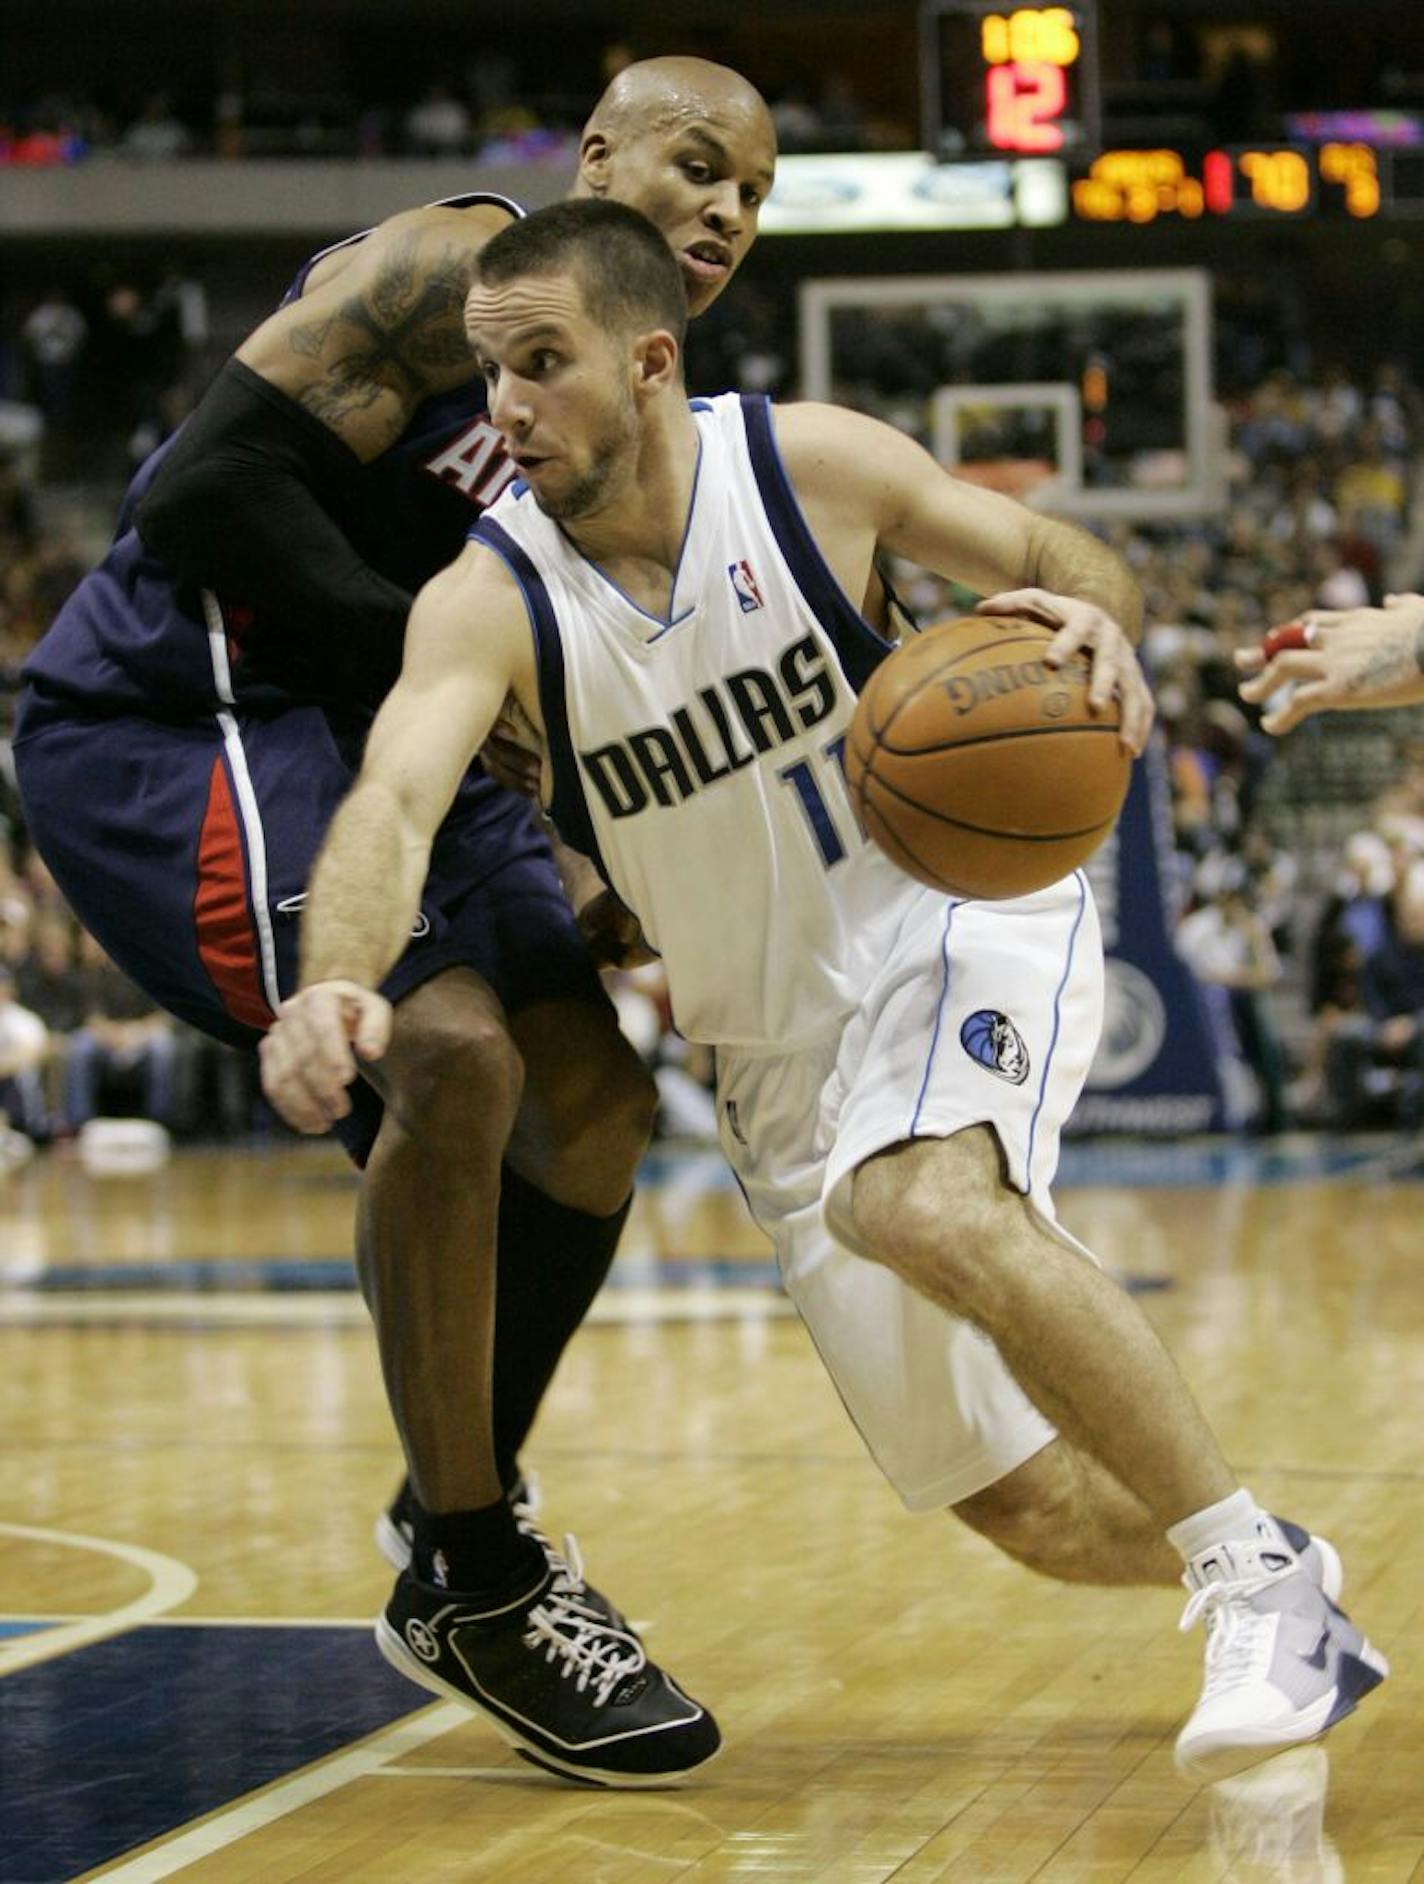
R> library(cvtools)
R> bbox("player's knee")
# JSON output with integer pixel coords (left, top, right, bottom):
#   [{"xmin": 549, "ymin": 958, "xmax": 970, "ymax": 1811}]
[
  {"xmin": 383, "ymin": 1002, "xmax": 524, "ymax": 1149},
  {"xmin": 531, "ymin": 1029, "xmax": 656, "ymax": 1210},
  {"xmin": 593, "ymin": 1042, "xmax": 658, "ymax": 1167},
  {"xmin": 952, "ymin": 1445, "xmax": 1081, "ymax": 1579},
  {"xmin": 851, "ymin": 1128, "xmax": 1010, "ymax": 1310}
]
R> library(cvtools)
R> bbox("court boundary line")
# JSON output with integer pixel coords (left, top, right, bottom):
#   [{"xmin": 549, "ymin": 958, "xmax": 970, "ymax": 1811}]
[
  {"xmin": 370, "ymin": 1764, "xmax": 539, "ymax": 1779},
  {"xmin": 83, "ymin": 1703, "xmax": 470, "ymax": 1882},
  {"xmin": 0, "ymin": 1523, "xmax": 197, "ymax": 1674},
  {"xmin": 0, "ymin": 1287, "xmax": 795, "ymax": 1331},
  {"xmin": 0, "ymin": 1613, "xmax": 379, "ymax": 1629}
]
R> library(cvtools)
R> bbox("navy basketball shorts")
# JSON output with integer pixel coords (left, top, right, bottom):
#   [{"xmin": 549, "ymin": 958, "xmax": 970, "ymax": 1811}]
[{"xmin": 14, "ymin": 694, "xmax": 606, "ymax": 1162}]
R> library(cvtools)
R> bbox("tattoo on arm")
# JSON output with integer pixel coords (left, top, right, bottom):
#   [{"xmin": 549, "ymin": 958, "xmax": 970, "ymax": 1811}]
[
  {"xmin": 287, "ymin": 314, "xmax": 336, "ymax": 360},
  {"xmin": 287, "ymin": 230, "xmax": 480, "ymax": 431}
]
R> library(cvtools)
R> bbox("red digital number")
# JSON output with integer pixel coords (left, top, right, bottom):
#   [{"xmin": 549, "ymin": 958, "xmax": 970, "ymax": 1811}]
[
  {"xmin": 1202, "ymin": 149, "xmax": 1235, "ymax": 214},
  {"xmin": 986, "ymin": 61, "xmax": 1067, "ymax": 154}
]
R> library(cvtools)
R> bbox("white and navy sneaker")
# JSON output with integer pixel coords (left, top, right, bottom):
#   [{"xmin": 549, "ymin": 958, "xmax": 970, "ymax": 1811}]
[
  {"xmin": 376, "ymin": 1561, "xmax": 718, "ymax": 1787},
  {"xmin": 1175, "ymin": 1529, "xmax": 1388, "ymax": 1780},
  {"xmin": 1273, "ymin": 1516, "xmax": 1341, "ymax": 1603}
]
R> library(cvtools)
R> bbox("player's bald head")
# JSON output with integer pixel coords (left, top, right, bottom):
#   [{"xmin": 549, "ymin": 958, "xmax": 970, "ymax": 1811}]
[
  {"xmin": 584, "ymin": 57, "xmax": 773, "ymax": 150},
  {"xmin": 575, "ymin": 57, "xmax": 775, "ymax": 317}
]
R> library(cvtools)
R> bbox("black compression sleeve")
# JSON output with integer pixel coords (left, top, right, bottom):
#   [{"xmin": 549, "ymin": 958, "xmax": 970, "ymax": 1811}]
[{"xmin": 135, "ymin": 358, "xmax": 412, "ymax": 699}]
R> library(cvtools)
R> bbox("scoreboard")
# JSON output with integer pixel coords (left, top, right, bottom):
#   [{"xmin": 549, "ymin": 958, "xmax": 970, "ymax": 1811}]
[
  {"xmin": 920, "ymin": 7, "xmax": 1424, "ymax": 224},
  {"xmin": 1073, "ymin": 144, "xmax": 1424, "ymax": 223},
  {"xmin": 922, "ymin": 0, "xmax": 1100, "ymax": 160}
]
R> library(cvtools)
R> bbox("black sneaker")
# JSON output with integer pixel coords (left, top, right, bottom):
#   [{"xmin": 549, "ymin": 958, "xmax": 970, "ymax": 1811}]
[
  {"xmin": 374, "ymin": 1477, "xmax": 417, "ymax": 1571},
  {"xmin": 376, "ymin": 1563, "xmax": 720, "ymax": 1786},
  {"xmin": 375, "ymin": 1469, "xmax": 542, "ymax": 1571},
  {"xmin": 373, "ymin": 1472, "xmax": 633, "ymax": 1635}
]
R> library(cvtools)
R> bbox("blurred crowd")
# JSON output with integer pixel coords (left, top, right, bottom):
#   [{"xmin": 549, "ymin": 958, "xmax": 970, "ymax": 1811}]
[
  {"xmin": 1, "ymin": 265, "xmax": 211, "ymax": 483},
  {"xmin": 0, "ymin": 847, "xmax": 261, "ymax": 1169},
  {"xmin": 0, "ymin": 63, "xmax": 889, "ymax": 168},
  {"xmin": 1141, "ymin": 359, "xmax": 1418, "ymax": 874},
  {"xmin": 4, "ymin": 7, "xmax": 1402, "ymax": 170},
  {"xmin": 1, "ymin": 305, "xmax": 1422, "ymax": 1153},
  {"xmin": 1135, "ymin": 360, "xmax": 1423, "ymax": 1132}
]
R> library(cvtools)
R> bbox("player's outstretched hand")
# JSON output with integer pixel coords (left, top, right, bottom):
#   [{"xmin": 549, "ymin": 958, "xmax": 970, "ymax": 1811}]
[
  {"xmin": 259, "ymin": 980, "xmax": 392, "ymax": 1134},
  {"xmin": 1236, "ymin": 595, "xmax": 1424, "ymax": 734},
  {"xmin": 976, "ymin": 588, "xmax": 1155, "ymax": 756}
]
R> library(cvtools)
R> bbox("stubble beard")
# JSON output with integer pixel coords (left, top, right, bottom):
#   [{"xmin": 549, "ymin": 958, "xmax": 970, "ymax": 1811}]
[{"xmin": 536, "ymin": 391, "xmax": 638, "ymax": 524}]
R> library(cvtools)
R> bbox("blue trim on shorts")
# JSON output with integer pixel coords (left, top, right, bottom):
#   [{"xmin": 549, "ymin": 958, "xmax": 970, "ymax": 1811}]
[
  {"xmin": 909, "ymin": 899, "xmax": 956, "ymax": 1135},
  {"xmin": 1023, "ymin": 873, "xmax": 1089, "ymax": 1194}
]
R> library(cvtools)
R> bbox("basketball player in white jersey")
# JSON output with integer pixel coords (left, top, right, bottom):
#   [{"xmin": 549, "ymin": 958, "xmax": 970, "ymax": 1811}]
[{"xmin": 262, "ymin": 200, "xmax": 1389, "ymax": 1780}]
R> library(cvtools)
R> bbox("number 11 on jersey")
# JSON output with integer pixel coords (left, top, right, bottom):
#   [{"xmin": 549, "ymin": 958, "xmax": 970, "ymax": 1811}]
[{"xmin": 778, "ymin": 734, "xmax": 855, "ymax": 869}]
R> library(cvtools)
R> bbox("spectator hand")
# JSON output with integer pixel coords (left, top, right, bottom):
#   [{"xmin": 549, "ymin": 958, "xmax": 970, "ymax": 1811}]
[
  {"xmin": 1379, "ymin": 1014, "xmax": 1418, "ymax": 1054},
  {"xmin": 1236, "ymin": 594, "xmax": 1424, "ymax": 734},
  {"xmin": 258, "ymin": 980, "xmax": 391, "ymax": 1133},
  {"xmin": 976, "ymin": 589, "xmax": 1155, "ymax": 755}
]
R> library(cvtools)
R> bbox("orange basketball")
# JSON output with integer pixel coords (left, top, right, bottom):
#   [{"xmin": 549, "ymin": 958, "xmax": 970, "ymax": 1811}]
[{"xmin": 845, "ymin": 615, "xmax": 1132, "ymax": 899}]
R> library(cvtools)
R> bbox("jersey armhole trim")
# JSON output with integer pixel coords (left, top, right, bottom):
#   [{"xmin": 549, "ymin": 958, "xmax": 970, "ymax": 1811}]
[
  {"xmin": 469, "ymin": 518, "xmax": 608, "ymax": 881},
  {"xmin": 738, "ymin": 394, "xmax": 897, "ymax": 695}
]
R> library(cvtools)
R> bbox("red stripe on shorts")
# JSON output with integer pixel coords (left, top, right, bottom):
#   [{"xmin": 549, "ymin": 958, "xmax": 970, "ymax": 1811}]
[{"xmin": 195, "ymin": 754, "xmax": 273, "ymax": 1031}]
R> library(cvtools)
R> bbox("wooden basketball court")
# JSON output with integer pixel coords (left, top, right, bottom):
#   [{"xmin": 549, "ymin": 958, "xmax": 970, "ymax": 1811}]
[{"xmin": 2, "ymin": 1136, "xmax": 1420, "ymax": 1880}]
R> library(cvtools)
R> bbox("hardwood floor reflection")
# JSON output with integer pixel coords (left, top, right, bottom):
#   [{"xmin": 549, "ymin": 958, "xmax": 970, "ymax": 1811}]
[{"xmin": 1, "ymin": 1144, "xmax": 1418, "ymax": 1881}]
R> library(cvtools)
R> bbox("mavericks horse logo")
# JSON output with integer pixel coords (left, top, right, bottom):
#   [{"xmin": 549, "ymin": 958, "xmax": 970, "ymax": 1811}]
[{"xmin": 960, "ymin": 1009, "xmax": 1030, "ymax": 1085}]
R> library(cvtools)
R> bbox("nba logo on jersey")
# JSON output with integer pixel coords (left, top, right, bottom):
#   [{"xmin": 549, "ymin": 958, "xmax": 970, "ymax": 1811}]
[{"xmin": 728, "ymin": 559, "xmax": 764, "ymax": 613}]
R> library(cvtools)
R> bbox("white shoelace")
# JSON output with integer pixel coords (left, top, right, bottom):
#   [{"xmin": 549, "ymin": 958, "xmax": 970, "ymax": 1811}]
[
  {"xmin": 511, "ymin": 1495, "xmax": 554, "ymax": 1556},
  {"xmin": 512, "ymin": 1506, "xmax": 611, "ymax": 1625},
  {"xmin": 1179, "ymin": 1576, "xmax": 1277, "ymax": 1696},
  {"xmin": 523, "ymin": 1550, "xmax": 647, "ymax": 1707}
]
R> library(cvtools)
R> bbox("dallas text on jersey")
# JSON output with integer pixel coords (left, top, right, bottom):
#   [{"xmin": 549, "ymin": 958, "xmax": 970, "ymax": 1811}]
[{"xmin": 579, "ymin": 631, "xmax": 839, "ymax": 818}]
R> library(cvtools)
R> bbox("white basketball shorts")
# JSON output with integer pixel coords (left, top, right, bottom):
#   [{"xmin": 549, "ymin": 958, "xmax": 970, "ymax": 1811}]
[{"xmin": 715, "ymin": 871, "xmax": 1104, "ymax": 1511}]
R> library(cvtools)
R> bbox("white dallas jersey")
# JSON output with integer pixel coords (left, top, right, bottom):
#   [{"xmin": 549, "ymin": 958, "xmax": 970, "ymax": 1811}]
[{"xmin": 475, "ymin": 392, "xmax": 919, "ymax": 1050}]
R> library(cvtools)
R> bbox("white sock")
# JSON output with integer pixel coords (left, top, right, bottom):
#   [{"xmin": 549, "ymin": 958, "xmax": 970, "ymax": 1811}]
[{"xmin": 1166, "ymin": 1488, "xmax": 1270, "ymax": 1565}]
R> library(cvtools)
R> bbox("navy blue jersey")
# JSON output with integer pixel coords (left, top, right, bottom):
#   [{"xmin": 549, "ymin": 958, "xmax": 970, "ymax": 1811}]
[{"xmin": 24, "ymin": 193, "xmax": 520, "ymax": 718}]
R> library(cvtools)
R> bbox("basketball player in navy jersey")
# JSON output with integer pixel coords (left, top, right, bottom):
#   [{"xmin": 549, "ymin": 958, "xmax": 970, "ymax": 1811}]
[
  {"xmin": 15, "ymin": 63, "xmax": 775, "ymax": 1784},
  {"xmin": 263, "ymin": 201, "xmax": 1387, "ymax": 1782}
]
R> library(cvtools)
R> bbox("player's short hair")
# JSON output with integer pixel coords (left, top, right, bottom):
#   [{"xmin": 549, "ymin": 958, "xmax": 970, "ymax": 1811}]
[{"xmin": 475, "ymin": 199, "xmax": 688, "ymax": 347}]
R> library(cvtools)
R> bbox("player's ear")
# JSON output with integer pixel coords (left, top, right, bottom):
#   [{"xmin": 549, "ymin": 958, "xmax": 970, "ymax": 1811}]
[
  {"xmin": 578, "ymin": 131, "xmax": 612, "ymax": 196},
  {"xmin": 633, "ymin": 329, "xmax": 680, "ymax": 395}
]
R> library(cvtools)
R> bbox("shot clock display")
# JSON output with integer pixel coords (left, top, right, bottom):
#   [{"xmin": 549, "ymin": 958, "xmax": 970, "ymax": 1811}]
[{"xmin": 921, "ymin": 0, "xmax": 1100, "ymax": 160}]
